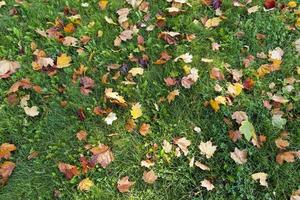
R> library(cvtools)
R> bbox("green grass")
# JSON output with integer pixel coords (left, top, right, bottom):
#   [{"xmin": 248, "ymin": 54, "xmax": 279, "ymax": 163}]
[{"xmin": 0, "ymin": 0, "xmax": 300, "ymax": 199}]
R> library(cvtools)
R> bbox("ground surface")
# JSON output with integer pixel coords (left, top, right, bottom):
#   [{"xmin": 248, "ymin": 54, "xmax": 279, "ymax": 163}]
[{"xmin": 0, "ymin": 0, "xmax": 300, "ymax": 199}]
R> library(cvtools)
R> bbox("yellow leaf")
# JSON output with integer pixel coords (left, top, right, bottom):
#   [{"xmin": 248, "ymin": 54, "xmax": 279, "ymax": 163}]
[
  {"xmin": 128, "ymin": 67, "xmax": 144, "ymax": 76},
  {"xmin": 215, "ymin": 96, "xmax": 226, "ymax": 105},
  {"xmin": 256, "ymin": 64, "xmax": 271, "ymax": 77},
  {"xmin": 78, "ymin": 178, "xmax": 94, "ymax": 191},
  {"xmin": 167, "ymin": 89, "xmax": 180, "ymax": 103},
  {"xmin": 57, "ymin": 54, "xmax": 72, "ymax": 68},
  {"xmin": 183, "ymin": 65, "xmax": 191, "ymax": 75},
  {"xmin": 99, "ymin": 0, "xmax": 108, "ymax": 10},
  {"xmin": 131, "ymin": 103, "xmax": 142, "ymax": 119},
  {"xmin": 227, "ymin": 83, "xmax": 243, "ymax": 97},
  {"xmin": 205, "ymin": 17, "xmax": 222, "ymax": 28},
  {"xmin": 287, "ymin": 1, "xmax": 297, "ymax": 8},
  {"xmin": 209, "ymin": 99, "xmax": 220, "ymax": 112}
]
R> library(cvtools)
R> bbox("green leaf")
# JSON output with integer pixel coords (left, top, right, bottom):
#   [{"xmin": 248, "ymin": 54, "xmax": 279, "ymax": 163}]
[
  {"xmin": 239, "ymin": 120, "xmax": 255, "ymax": 141},
  {"xmin": 272, "ymin": 115, "xmax": 287, "ymax": 129}
]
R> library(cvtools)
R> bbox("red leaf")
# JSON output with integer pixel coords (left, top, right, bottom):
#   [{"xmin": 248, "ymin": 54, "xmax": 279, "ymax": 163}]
[{"xmin": 264, "ymin": 0, "xmax": 276, "ymax": 9}]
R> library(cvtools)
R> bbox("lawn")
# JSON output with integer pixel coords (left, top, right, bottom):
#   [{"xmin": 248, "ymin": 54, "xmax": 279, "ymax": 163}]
[{"xmin": 0, "ymin": 0, "xmax": 300, "ymax": 199}]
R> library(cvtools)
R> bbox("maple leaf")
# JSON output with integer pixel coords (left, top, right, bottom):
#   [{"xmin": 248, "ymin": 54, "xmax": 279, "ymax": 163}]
[
  {"xmin": 131, "ymin": 103, "xmax": 142, "ymax": 119},
  {"xmin": 276, "ymin": 151, "xmax": 297, "ymax": 165},
  {"xmin": 117, "ymin": 176, "xmax": 134, "ymax": 193},
  {"xmin": 230, "ymin": 148, "xmax": 247, "ymax": 164},
  {"xmin": 0, "ymin": 60, "xmax": 20, "ymax": 79},
  {"xmin": 143, "ymin": 170, "xmax": 158, "ymax": 184},
  {"xmin": 0, "ymin": 143, "xmax": 16, "ymax": 160},
  {"xmin": 56, "ymin": 54, "xmax": 72, "ymax": 68},
  {"xmin": 76, "ymin": 130, "xmax": 87, "ymax": 141},
  {"xmin": 174, "ymin": 53, "xmax": 193, "ymax": 63},
  {"xmin": 89, "ymin": 144, "xmax": 114, "ymax": 168},
  {"xmin": 0, "ymin": 161, "xmax": 15, "ymax": 185},
  {"xmin": 232, "ymin": 111, "xmax": 248, "ymax": 124},
  {"xmin": 239, "ymin": 120, "xmax": 256, "ymax": 141},
  {"xmin": 167, "ymin": 89, "xmax": 180, "ymax": 103},
  {"xmin": 62, "ymin": 36, "xmax": 78, "ymax": 46},
  {"xmin": 128, "ymin": 67, "xmax": 144, "ymax": 76},
  {"xmin": 104, "ymin": 88, "xmax": 126, "ymax": 106},
  {"xmin": 78, "ymin": 178, "xmax": 94, "ymax": 191},
  {"xmin": 198, "ymin": 141, "xmax": 217, "ymax": 159},
  {"xmin": 174, "ymin": 137, "xmax": 191, "ymax": 156},
  {"xmin": 139, "ymin": 123, "xmax": 150, "ymax": 136},
  {"xmin": 251, "ymin": 172, "xmax": 268, "ymax": 187},
  {"xmin": 201, "ymin": 179, "xmax": 215, "ymax": 191},
  {"xmin": 58, "ymin": 162, "xmax": 80, "ymax": 180}
]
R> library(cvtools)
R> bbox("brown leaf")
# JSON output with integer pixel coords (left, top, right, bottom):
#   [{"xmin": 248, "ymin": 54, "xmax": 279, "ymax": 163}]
[
  {"xmin": 164, "ymin": 77, "xmax": 177, "ymax": 86},
  {"xmin": 154, "ymin": 51, "xmax": 172, "ymax": 65},
  {"xmin": 232, "ymin": 111, "xmax": 248, "ymax": 124},
  {"xmin": 117, "ymin": 176, "xmax": 134, "ymax": 193},
  {"xmin": 0, "ymin": 60, "xmax": 20, "ymax": 79},
  {"xmin": 228, "ymin": 130, "xmax": 242, "ymax": 142},
  {"xmin": 89, "ymin": 144, "xmax": 114, "ymax": 168},
  {"xmin": 76, "ymin": 130, "xmax": 87, "ymax": 141},
  {"xmin": 139, "ymin": 123, "xmax": 150, "ymax": 136},
  {"xmin": 230, "ymin": 148, "xmax": 247, "ymax": 164},
  {"xmin": 167, "ymin": 89, "xmax": 179, "ymax": 103},
  {"xmin": 80, "ymin": 76, "xmax": 95, "ymax": 95},
  {"xmin": 243, "ymin": 78, "xmax": 255, "ymax": 90},
  {"xmin": 275, "ymin": 138, "xmax": 289, "ymax": 149},
  {"xmin": 210, "ymin": 67, "xmax": 224, "ymax": 80},
  {"xmin": 276, "ymin": 151, "xmax": 296, "ymax": 165},
  {"xmin": 264, "ymin": 0, "xmax": 276, "ymax": 9},
  {"xmin": 58, "ymin": 162, "xmax": 80, "ymax": 180},
  {"xmin": 0, "ymin": 161, "xmax": 15, "ymax": 185},
  {"xmin": 0, "ymin": 143, "xmax": 16, "ymax": 160},
  {"xmin": 125, "ymin": 119, "xmax": 136, "ymax": 132},
  {"xmin": 7, "ymin": 78, "xmax": 32, "ymax": 94},
  {"xmin": 174, "ymin": 137, "xmax": 191, "ymax": 156},
  {"xmin": 77, "ymin": 108, "xmax": 86, "ymax": 121},
  {"xmin": 142, "ymin": 170, "xmax": 158, "ymax": 184}
]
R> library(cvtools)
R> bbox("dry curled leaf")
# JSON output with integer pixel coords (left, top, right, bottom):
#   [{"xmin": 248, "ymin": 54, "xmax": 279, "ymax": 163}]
[
  {"xmin": 174, "ymin": 137, "xmax": 191, "ymax": 156},
  {"xmin": 117, "ymin": 176, "xmax": 134, "ymax": 193},
  {"xmin": 139, "ymin": 123, "xmax": 150, "ymax": 136},
  {"xmin": 0, "ymin": 161, "xmax": 15, "ymax": 185},
  {"xmin": 276, "ymin": 151, "xmax": 297, "ymax": 165}
]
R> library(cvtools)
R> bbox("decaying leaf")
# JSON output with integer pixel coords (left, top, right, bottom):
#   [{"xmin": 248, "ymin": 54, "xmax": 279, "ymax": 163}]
[
  {"xmin": 58, "ymin": 162, "xmax": 80, "ymax": 180},
  {"xmin": 0, "ymin": 161, "xmax": 15, "ymax": 185},
  {"xmin": 174, "ymin": 137, "xmax": 191, "ymax": 156},
  {"xmin": 117, "ymin": 176, "xmax": 134, "ymax": 193},
  {"xmin": 230, "ymin": 148, "xmax": 247, "ymax": 164},
  {"xmin": 89, "ymin": 144, "xmax": 114, "ymax": 168},
  {"xmin": 142, "ymin": 170, "xmax": 158, "ymax": 184},
  {"xmin": 201, "ymin": 179, "xmax": 215, "ymax": 191},
  {"xmin": 198, "ymin": 141, "xmax": 217, "ymax": 159},
  {"xmin": 251, "ymin": 172, "xmax": 268, "ymax": 187},
  {"xmin": 0, "ymin": 143, "xmax": 16, "ymax": 160}
]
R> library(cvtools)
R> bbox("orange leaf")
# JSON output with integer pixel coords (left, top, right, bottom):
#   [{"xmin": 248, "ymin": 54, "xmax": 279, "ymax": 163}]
[
  {"xmin": 58, "ymin": 162, "xmax": 80, "ymax": 180},
  {"xmin": 139, "ymin": 123, "xmax": 150, "ymax": 136},
  {"xmin": 0, "ymin": 161, "xmax": 15, "ymax": 185},
  {"xmin": 0, "ymin": 143, "xmax": 16, "ymax": 160},
  {"xmin": 89, "ymin": 144, "xmax": 114, "ymax": 168},
  {"xmin": 117, "ymin": 176, "xmax": 134, "ymax": 193}
]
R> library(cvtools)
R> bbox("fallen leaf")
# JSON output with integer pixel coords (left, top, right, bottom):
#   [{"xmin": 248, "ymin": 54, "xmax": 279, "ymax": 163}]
[
  {"xmin": 232, "ymin": 111, "xmax": 248, "ymax": 124},
  {"xmin": 276, "ymin": 151, "xmax": 297, "ymax": 164},
  {"xmin": 78, "ymin": 178, "xmax": 94, "ymax": 191},
  {"xmin": 24, "ymin": 106, "xmax": 39, "ymax": 117},
  {"xmin": 89, "ymin": 144, "xmax": 114, "ymax": 168},
  {"xmin": 248, "ymin": 6, "xmax": 259, "ymax": 14},
  {"xmin": 198, "ymin": 141, "xmax": 217, "ymax": 159},
  {"xmin": 228, "ymin": 130, "xmax": 242, "ymax": 142},
  {"xmin": 56, "ymin": 54, "xmax": 72, "ymax": 68},
  {"xmin": 62, "ymin": 36, "xmax": 78, "ymax": 46},
  {"xmin": 290, "ymin": 189, "xmax": 300, "ymax": 200},
  {"xmin": 99, "ymin": 0, "xmax": 108, "ymax": 10},
  {"xmin": 227, "ymin": 83, "xmax": 243, "ymax": 97},
  {"xmin": 264, "ymin": 0, "xmax": 276, "ymax": 10},
  {"xmin": 128, "ymin": 67, "xmax": 144, "ymax": 76},
  {"xmin": 131, "ymin": 103, "xmax": 142, "ymax": 119},
  {"xmin": 230, "ymin": 148, "xmax": 247, "ymax": 164},
  {"xmin": 105, "ymin": 88, "xmax": 126, "ymax": 106},
  {"xmin": 58, "ymin": 162, "xmax": 80, "ymax": 180},
  {"xmin": 174, "ymin": 137, "xmax": 191, "ymax": 156},
  {"xmin": 167, "ymin": 89, "xmax": 180, "ymax": 103},
  {"xmin": 76, "ymin": 130, "xmax": 87, "ymax": 141},
  {"xmin": 162, "ymin": 140, "xmax": 172, "ymax": 153},
  {"xmin": 143, "ymin": 170, "xmax": 158, "ymax": 184},
  {"xmin": 0, "ymin": 143, "xmax": 16, "ymax": 160},
  {"xmin": 275, "ymin": 138, "xmax": 289, "ymax": 149},
  {"xmin": 141, "ymin": 160, "xmax": 155, "ymax": 168},
  {"xmin": 174, "ymin": 53, "xmax": 193, "ymax": 63},
  {"xmin": 251, "ymin": 172, "xmax": 268, "ymax": 187},
  {"xmin": 239, "ymin": 120, "xmax": 256, "ymax": 141},
  {"xmin": 80, "ymin": 76, "xmax": 95, "ymax": 95},
  {"xmin": 117, "ymin": 176, "xmax": 134, "ymax": 193},
  {"xmin": 139, "ymin": 123, "xmax": 150, "ymax": 136},
  {"xmin": 0, "ymin": 161, "xmax": 15, "ymax": 185},
  {"xmin": 126, "ymin": 0, "xmax": 143, "ymax": 8},
  {"xmin": 205, "ymin": 17, "xmax": 222, "ymax": 28},
  {"xmin": 104, "ymin": 112, "xmax": 117, "ymax": 125},
  {"xmin": 195, "ymin": 161, "xmax": 210, "ymax": 171},
  {"xmin": 201, "ymin": 179, "xmax": 215, "ymax": 191},
  {"xmin": 0, "ymin": 60, "xmax": 20, "ymax": 79}
]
